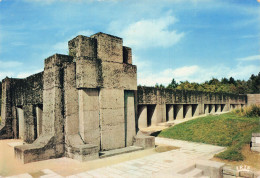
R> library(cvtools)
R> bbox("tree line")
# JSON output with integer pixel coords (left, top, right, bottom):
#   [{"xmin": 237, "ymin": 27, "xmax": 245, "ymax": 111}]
[{"xmin": 154, "ymin": 72, "xmax": 260, "ymax": 94}]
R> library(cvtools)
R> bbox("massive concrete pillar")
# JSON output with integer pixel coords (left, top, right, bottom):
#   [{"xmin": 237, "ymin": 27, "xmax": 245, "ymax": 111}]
[
  {"xmin": 167, "ymin": 105, "xmax": 174, "ymax": 121},
  {"xmin": 151, "ymin": 104, "xmax": 166, "ymax": 125},
  {"xmin": 0, "ymin": 78, "xmax": 13, "ymax": 139},
  {"xmin": 15, "ymin": 54, "xmax": 73, "ymax": 163},
  {"xmin": 174, "ymin": 104, "xmax": 183, "ymax": 120},
  {"xmin": 192, "ymin": 104, "xmax": 199, "ymax": 117},
  {"xmin": 100, "ymin": 89, "xmax": 125, "ymax": 150},
  {"xmin": 124, "ymin": 90, "xmax": 136, "ymax": 146},
  {"xmin": 184, "ymin": 104, "xmax": 192, "ymax": 119},
  {"xmin": 78, "ymin": 89, "xmax": 100, "ymax": 147},
  {"xmin": 204, "ymin": 104, "xmax": 209, "ymax": 114},
  {"xmin": 64, "ymin": 62, "xmax": 98, "ymax": 161},
  {"xmin": 138, "ymin": 105, "xmax": 147, "ymax": 129}
]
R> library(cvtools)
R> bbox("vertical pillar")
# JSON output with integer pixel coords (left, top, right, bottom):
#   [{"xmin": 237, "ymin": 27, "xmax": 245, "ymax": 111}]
[
  {"xmin": 124, "ymin": 91, "xmax": 135, "ymax": 146},
  {"xmin": 100, "ymin": 89, "xmax": 125, "ymax": 150},
  {"xmin": 192, "ymin": 104, "xmax": 199, "ymax": 117},
  {"xmin": 167, "ymin": 105, "xmax": 174, "ymax": 121},
  {"xmin": 184, "ymin": 104, "xmax": 192, "ymax": 119},
  {"xmin": 175, "ymin": 104, "xmax": 183, "ymax": 120},
  {"xmin": 204, "ymin": 104, "xmax": 209, "ymax": 114},
  {"xmin": 138, "ymin": 105, "xmax": 147, "ymax": 129},
  {"xmin": 17, "ymin": 107, "xmax": 24, "ymax": 139},
  {"xmin": 79, "ymin": 89, "xmax": 100, "ymax": 148},
  {"xmin": 151, "ymin": 104, "xmax": 166, "ymax": 125},
  {"xmin": 209, "ymin": 104, "xmax": 215, "ymax": 114},
  {"xmin": 0, "ymin": 78, "xmax": 13, "ymax": 139},
  {"xmin": 36, "ymin": 105, "xmax": 43, "ymax": 138},
  {"xmin": 215, "ymin": 104, "xmax": 221, "ymax": 113}
]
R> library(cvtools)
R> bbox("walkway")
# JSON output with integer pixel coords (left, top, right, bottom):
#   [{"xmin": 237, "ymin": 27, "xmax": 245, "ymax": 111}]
[{"xmin": 4, "ymin": 138, "xmax": 225, "ymax": 178}]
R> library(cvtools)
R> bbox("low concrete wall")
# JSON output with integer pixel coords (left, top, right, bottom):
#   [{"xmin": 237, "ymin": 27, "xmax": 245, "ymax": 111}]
[
  {"xmin": 247, "ymin": 94, "xmax": 260, "ymax": 106},
  {"xmin": 137, "ymin": 87, "xmax": 247, "ymax": 128}
]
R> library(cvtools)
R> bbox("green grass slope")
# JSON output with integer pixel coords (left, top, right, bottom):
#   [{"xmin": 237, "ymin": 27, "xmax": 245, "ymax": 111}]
[{"xmin": 159, "ymin": 113, "xmax": 260, "ymax": 161}]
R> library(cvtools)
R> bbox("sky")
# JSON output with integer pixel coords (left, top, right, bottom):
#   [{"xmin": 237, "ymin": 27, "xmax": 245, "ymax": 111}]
[{"xmin": 0, "ymin": 0, "xmax": 259, "ymax": 86}]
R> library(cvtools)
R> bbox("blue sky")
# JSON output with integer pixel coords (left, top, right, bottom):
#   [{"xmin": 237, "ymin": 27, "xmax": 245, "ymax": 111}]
[{"xmin": 0, "ymin": 0, "xmax": 259, "ymax": 86}]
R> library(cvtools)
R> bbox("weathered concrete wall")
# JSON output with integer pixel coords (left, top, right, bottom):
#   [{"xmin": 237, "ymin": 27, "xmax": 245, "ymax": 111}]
[
  {"xmin": 0, "ymin": 73, "xmax": 43, "ymax": 142},
  {"xmin": 137, "ymin": 86, "xmax": 247, "ymax": 128},
  {"xmin": 247, "ymin": 94, "xmax": 260, "ymax": 106}
]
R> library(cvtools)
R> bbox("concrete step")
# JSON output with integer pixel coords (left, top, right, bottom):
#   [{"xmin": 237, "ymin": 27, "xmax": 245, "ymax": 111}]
[
  {"xmin": 99, "ymin": 146, "xmax": 143, "ymax": 158},
  {"xmin": 177, "ymin": 164, "xmax": 196, "ymax": 174},
  {"xmin": 184, "ymin": 168, "xmax": 203, "ymax": 177}
]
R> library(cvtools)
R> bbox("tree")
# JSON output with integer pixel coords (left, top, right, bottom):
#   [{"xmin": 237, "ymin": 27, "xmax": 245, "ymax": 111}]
[{"xmin": 167, "ymin": 78, "xmax": 178, "ymax": 89}]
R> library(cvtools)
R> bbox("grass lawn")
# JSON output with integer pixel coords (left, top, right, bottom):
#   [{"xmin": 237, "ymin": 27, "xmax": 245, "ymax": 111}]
[{"xmin": 158, "ymin": 113, "xmax": 260, "ymax": 161}]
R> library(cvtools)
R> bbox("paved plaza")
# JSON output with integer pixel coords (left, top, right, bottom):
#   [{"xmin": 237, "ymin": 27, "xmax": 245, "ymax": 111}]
[{"xmin": 3, "ymin": 137, "xmax": 226, "ymax": 178}]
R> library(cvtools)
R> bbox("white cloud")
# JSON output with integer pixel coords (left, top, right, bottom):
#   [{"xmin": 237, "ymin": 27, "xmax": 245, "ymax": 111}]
[
  {"xmin": 52, "ymin": 30, "xmax": 95, "ymax": 54},
  {"xmin": 16, "ymin": 69, "xmax": 43, "ymax": 79},
  {"xmin": 138, "ymin": 63, "xmax": 260, "ymax": 86},
  {"xmin": 0, "ymin": 72, "xmax": 15, "ymax": 81},
  {"xmin": 237, "ymin": 55, "xmax": 260, "ymax": 61},
  {"xmin": 113, "ymin": 15, "xmax": 185, "ymax": 49},
  {"xmin": 0, "ymin": 61, "xmax": 22, "ymax": 69}
]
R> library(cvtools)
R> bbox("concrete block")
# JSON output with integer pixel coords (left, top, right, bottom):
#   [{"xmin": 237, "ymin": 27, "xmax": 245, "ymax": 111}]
[
  {"xmin": 68, "ymin": 35, "xmax": 97, "ymax": 58},
  {"xmin": 101, "ymin": 61, "xmax": 137, "ymax": 90},
  {"xmin": 123, "ymin": 46, "xmax": 132, "ymax": 64},
  {"xmin": 76, "ymin": 57, "xmax": 102, "ymax": 88},
  {"xmin": 91, "ymin": 32, "xmax": 123, "ymax": 63},
  {"xmin": 239, "ymin": 171, "xmax": 254, "ymax": 178},
  {"xmin": 196, "ymin": 159, "xmax": 225, "ymax": 178},
  {"xmin": 134, "ymin": 135, "xmax": 155, "ymax": 149}
]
